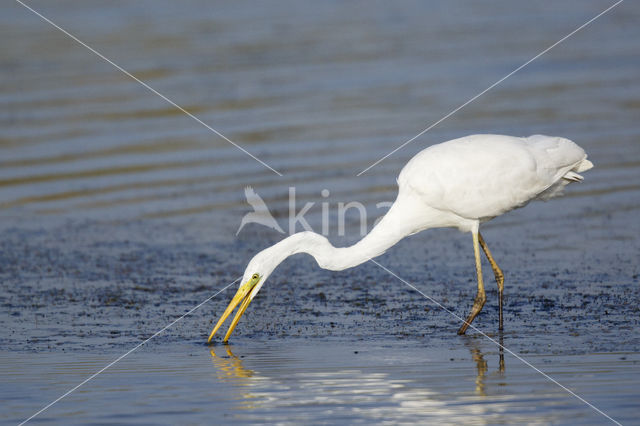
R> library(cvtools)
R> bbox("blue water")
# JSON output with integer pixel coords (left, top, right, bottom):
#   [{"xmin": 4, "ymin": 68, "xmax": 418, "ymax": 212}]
[{"xmin": 3, "ymin": 339, "xmax": 639, "ymax": 425}]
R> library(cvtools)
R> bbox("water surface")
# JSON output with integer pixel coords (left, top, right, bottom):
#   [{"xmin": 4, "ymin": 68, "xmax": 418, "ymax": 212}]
[{"xmin": 3, "ymin": 339, "xmax": 639, "ymax": 424}]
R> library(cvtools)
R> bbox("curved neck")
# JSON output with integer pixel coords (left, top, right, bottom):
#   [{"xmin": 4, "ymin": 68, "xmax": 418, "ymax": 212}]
[{"xmin": 266, "ymin": 193, "xmax": 426, "ymax": 271}]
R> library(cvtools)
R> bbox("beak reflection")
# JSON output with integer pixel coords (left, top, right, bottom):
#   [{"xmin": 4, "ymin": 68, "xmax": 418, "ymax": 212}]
[{"xmin": 209, "ymin": 345, "xmax": 253, "ymax": 380}]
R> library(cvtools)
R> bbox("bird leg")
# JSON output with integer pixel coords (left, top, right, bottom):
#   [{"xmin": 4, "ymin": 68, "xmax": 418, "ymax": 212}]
[
  {"xmin": 458, "ymin": 231, "xmax": 486, "ymax": 335},
  {"xmin": 478, "ymin": 233, "xmax": 504, "ymax": 331},
  {"xmin": 498, "ymin": 330, "xmax": 505, "ymax": 373}
]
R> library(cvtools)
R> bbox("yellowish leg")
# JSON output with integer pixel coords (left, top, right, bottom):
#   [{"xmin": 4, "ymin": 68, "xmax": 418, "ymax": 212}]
[
  {"xmin": 478, "ymin": 233, "xmax": 504, "ymax": 331},
  {"xmin": 498, "ymin": 331, "xmax": 505, "ymax": 373},
  {"xmin": 458, "ymin": 231, "xmax": 486, "ymax": 335}
]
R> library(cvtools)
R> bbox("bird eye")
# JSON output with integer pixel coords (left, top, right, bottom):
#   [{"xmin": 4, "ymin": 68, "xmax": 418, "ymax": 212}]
[{"xmin": 252, "ymin": 273, "xmax": 260, "ymax": 281}]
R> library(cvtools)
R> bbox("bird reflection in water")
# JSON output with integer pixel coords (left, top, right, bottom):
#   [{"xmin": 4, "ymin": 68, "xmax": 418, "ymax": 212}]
[
  {"xmin": 209, "ymin": 345, "xmax": 254, "ymax": 382},
  {"xmin": 209, "ymin": 336, "xmax": 506, "ymax": 401},
  {"xmin": 209, "ymin": 345, "xmax": 264, "ymax": 411},
  {"xmin": 464, "ymin": 332, "xmax": 505, "ymax": 396}
]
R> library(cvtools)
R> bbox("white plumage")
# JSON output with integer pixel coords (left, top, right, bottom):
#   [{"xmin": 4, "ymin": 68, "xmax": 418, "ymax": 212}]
[
  {"xmin": 398, "ymin": 134, "xmax": 593, "ymax": 228},
  {"xmin": 209, "ymin": 134, "xmax": 593, "ymax": 342}
]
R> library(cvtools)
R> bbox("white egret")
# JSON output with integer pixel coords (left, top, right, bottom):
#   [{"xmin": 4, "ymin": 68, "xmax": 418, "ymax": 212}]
[{"xmin": 208, "ymin": 134, "xmax": 593, "ymax": 342}]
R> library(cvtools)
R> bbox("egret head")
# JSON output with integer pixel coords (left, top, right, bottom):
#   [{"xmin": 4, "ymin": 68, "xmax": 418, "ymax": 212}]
[
  {"xmin": 207, "ymin": 232, "xmax": 329, "ymax": 343},
  {"xmin": 207, "ymin": 248, "xmax": 280, "ymax": 344}
]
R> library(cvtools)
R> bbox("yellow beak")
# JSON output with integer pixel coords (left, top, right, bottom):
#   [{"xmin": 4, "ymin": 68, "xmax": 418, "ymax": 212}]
[{"xmin": 207, "ymin": 279, "xmax": 258, "ymax": 344}]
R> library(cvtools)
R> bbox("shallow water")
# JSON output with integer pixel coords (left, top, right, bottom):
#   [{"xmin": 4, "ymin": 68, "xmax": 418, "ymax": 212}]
[
  {"xmin": 2, "ymin": 0, "xmax": 640, "ymax": 424},
  {"xmin": 2, "ymin": 339, "xmax": 639, "ymax": 425}
]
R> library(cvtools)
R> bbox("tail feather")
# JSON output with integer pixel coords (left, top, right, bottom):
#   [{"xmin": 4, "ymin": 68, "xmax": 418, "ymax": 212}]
[
  {"xmin": 576, "ymin": 158, "xmax": 594, "ymax": 173},
  {"xmin": 563, "ymin": 171, "xmax": 584, "ymax": 182}
]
